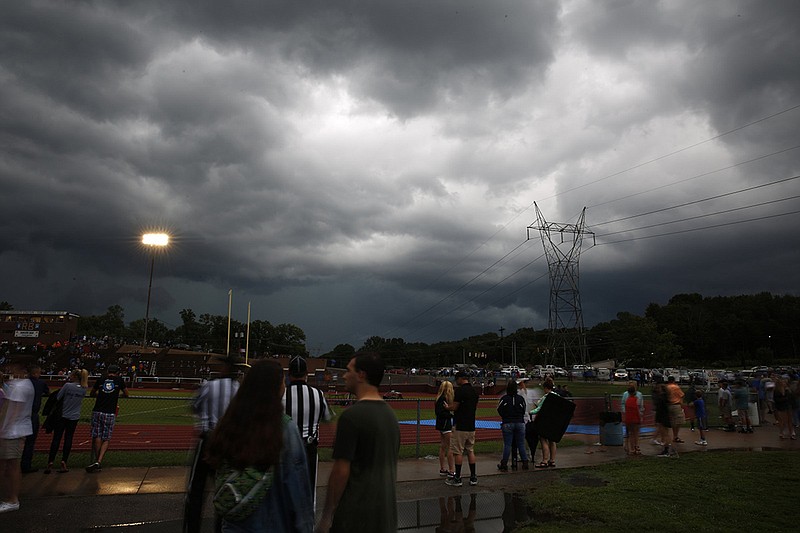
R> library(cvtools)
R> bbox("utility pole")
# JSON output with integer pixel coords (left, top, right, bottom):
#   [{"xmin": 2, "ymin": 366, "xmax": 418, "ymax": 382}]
[
  {"xmin": 499, "ymin": 327, "xmax": 505, "ymax": 364},
  {"xmin": 527, "ymin": 203, "xmax": 595, "ymax": 369}
]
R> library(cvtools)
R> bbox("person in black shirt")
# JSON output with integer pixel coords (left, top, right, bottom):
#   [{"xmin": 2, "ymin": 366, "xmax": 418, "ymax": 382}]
[
  {"xmin": 445, "ymin": 371, "xmax": 479, "ymax": 487},
  {"xmin": 496, "ymin": 380, "xmax": 528, "ymax": 471},
  {"xmin": 85, "ymin": 364, "xmax": 128, "ymax": 473}
]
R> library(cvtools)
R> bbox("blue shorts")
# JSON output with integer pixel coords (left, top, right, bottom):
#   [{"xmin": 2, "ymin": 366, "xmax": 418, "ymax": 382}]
[{"xmin": 91, "ymin": 412, "xmax": 116, "ymax": 441}]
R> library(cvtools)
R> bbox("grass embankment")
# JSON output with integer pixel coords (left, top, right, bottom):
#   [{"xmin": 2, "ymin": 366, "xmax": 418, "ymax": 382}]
[{"xmin": 515, "ymin": 450, "xmax": 800, "ymax": 533}]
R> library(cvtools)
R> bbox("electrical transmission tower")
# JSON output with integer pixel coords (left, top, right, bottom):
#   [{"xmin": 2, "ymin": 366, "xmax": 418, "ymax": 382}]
[{"xmin": 527, "ymin": 203, "xmax": 595, "ymax": 369}]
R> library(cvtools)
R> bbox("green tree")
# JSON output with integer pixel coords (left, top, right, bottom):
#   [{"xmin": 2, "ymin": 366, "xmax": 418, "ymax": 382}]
[
  {"xmin": 0, "ymin": 301, "xmax": 13, "ymax": 310},
  {"xmin": 323, "ymin": 343, "xmax": 356, "ymax": 367},
  {"xmin": 591, "ymin": 312, "xmax": 681, "ymax": 367},
  {"xmin": 101, "ymin": 305, "xmax": 126, "ymax": 338},
  {"xmin": 271, "ymin": 323, "xmax": 307, "ymax": 357},
  {"xmin": 175, "ymin": 308, "xmax": 202, "ymax": 346},
  {"xmin": 249, "ymin": 319, "xmax": 274, "ymax": 356},
  {"xmin": 129, "ymin": 318, "xmax": 169, "ymax": 344},
  {"xmin": 198, "ymin": 313, "xmax": 231, "ymax": 351}
]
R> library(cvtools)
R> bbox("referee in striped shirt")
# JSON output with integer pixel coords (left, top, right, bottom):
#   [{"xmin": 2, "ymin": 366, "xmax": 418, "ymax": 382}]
[
  {"xmin": 184, "ymin": 353, "xmax": 243, "ymax": 533},
  {"xmin": 284, "ymin": 356, "xmax": 331, "ymax": 500}
]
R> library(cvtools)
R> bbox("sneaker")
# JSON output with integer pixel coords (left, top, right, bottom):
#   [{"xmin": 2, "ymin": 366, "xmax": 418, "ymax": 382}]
[
  {"xmin": 445, "ymin": 476, "xmax": 463, "ymax": 487},
  {"xmin": 673, "ymin": 438, "xmax": 684, "ymax": 443},
  {"xmin": 652, "ymin": 439, "xmax": 663, "ymax": 446},
  {"xmin": 439, "ymin": 469, "xmax": 450, "ymax": 476},
  {"xmin": 0, "ymin": 501, "xmax": 20, "ymax": 513},
  {"xmin": 469, "ymin": 476, "xmax": 478, "ymax": 486},
  {"xmin": 656, "ymin": 451, "xmax": 670, "ymax": 458},
  {"xmin": 85, "ymin": 462, "xmax": 101, "ymax": 473},
  {"xmin": 695, "ymin": 440, "xmax": 708, "ymax": 446}
]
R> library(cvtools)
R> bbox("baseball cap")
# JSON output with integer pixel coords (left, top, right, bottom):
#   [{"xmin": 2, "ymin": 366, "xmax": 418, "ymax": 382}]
[
  {"xmin": 289, "ymin": 356, "xmax": 307, "ymax": 377},
  {"xmin": 455, "ymin": 370, "xmax": 470, "ymax": 379},
  {"xmin": 107, "ymin": 364, "xmax": 120, "ymax": 374}
]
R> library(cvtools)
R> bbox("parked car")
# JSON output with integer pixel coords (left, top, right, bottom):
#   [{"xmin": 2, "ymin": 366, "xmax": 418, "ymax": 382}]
[
  {"xmin": 613, "ymin": 369, "xmax": 628, "ymax": 380},
  {"xmin": 383, "ymin": 390, "xmax": 403, "ymax": 400}
]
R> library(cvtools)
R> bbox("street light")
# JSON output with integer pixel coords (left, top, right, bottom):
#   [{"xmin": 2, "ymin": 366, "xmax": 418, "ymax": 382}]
[{"xmin": 142, "ymin": 233, "xmax": 169, "ymax": 350}]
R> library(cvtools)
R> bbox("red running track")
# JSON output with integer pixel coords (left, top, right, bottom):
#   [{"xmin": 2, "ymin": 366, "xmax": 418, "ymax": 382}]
[
  {"xmin": 31, "ymin": 422, "xmax": 503, "ymax": 452},
  {"xmin": 32, "ymin": 397, "xmax": 610, "ymax": 451}
]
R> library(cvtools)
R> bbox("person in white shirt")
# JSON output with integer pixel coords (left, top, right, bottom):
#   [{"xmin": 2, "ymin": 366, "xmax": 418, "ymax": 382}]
[{"xmin": 0, "ymin": 356, "xmax": 35, "ymax": 513}]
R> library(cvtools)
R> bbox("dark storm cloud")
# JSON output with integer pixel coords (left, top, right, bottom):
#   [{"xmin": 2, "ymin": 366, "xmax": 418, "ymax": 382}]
[
  {"xmin": 154, "ymin": 1, "xmax": 560, "ymax": 118},
  {"xmin": 1, "ymin": 1, "xmax": 798, "ymax": 351}
]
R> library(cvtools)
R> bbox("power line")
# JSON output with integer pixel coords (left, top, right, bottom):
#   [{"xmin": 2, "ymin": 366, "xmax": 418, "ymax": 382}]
[
  {"xmin": 381, "ymin": 239, "xmax": 532, "ymax": 338},
  {"xmin": 546, "ymin": 103, "xmax": 800, "ymax": 201},
  {"xmin": 597, "ymin": 194, "xmax": 800, "ymax": 237},
  {"xmin": 596, "ymin": 209, "xmax": 800, "ymax": 245},
  {"xmin": 588, "ymin": 144, "xmax": 800, "ymax": 211},
  {"xmin": 592, "ymin": 175, "xmax": 800, "ymax": 227},
  {"xmin": 413, "ymin": 253, "xmax": 548, "ymax": 342}
]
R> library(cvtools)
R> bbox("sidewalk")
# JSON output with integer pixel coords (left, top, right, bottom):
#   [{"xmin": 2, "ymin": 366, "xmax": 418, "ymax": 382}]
[
  {"xmin": 10, "ymin": 423, "xmax": 799, "ymax": 531},
  {"xmin": 20, "ymin": 422, "xmax": 798, "ymax": 499}
]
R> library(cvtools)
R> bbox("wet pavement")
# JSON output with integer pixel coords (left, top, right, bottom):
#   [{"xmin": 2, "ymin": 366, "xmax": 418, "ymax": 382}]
[{"xmin": 7, "ymin": 423, "xmax": 799, "ymax": 531}]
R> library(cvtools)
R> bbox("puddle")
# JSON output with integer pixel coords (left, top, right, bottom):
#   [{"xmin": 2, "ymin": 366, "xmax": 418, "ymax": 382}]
[{"xmin": 398, "ymin": 492, "xmax": 536, "ymax": 532}]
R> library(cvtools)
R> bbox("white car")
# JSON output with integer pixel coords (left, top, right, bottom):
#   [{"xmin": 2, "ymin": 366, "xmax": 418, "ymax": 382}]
[{"xmin": 613, "ymin": 369, "xmax": 628, "ymax": 380}]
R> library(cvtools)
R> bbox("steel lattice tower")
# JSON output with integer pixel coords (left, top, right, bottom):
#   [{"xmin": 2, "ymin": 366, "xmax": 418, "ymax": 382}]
[{"xmin": 527, "ymin": 203, "xmax": 595, "ymax": 368}]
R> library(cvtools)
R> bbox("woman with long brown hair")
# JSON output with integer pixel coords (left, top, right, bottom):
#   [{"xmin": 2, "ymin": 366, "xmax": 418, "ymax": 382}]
[
  {"xmin": 434, "ymin": 380, "xmax": 455, "ymax": 477},
  {"xmin": 206, "ymin": 359, "xmax": 313, "ymax": 532}
]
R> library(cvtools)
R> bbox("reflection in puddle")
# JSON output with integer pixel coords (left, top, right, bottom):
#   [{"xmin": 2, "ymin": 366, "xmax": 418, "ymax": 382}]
[{"xmin": 398, "ymin": 492, "xmax": 535, "ymax": 532}]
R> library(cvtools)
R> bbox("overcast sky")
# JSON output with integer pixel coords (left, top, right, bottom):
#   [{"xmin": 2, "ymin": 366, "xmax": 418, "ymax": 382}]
[{"xmin": 2, "ymin": 1, "xmax": 799, "ymax": 354}]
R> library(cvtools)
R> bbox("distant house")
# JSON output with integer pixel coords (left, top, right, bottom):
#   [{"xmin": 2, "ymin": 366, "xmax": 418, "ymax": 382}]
[{"xmin": 0, "ymin": 310, "xmax": 80, "ymax": 347}]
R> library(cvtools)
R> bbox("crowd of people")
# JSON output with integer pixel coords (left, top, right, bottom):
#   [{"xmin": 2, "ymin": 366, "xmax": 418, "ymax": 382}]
[{"xmin": 4, "ymin": 351, "xmax": 799, "ymax": 530}]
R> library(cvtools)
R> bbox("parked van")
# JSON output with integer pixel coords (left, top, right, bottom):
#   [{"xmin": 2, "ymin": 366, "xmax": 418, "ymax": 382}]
[{"xmin": 596, "ymin": 367, "xmax": 611, "ymax": 381}]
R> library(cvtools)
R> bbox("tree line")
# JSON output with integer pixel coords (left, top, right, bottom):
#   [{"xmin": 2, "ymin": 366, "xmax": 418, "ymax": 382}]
[
  {"xmin": 4, "ymin": 292, "xmax": 797, "ymax": 368},
  {"xmin": 73, "ymin": 305, "xmax": 308, "ymax": 358}
]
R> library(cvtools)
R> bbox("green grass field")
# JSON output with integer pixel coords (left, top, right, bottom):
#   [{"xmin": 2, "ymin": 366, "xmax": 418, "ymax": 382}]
[
  {"xmin": 71, "ymin": 380, "xmax": 689, "ymax": 427},
  {"xmin": 515, "ymin": 450, "xmax": 800, "ymax": 532}
]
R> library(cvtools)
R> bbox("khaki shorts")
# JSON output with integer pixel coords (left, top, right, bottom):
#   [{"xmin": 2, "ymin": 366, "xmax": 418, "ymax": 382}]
[
  {"xmin": 668, "ymin": 404, "xmax": 685, "ymax": 425},
  {"xmin": 0, "ymin": 438, "xmax": 24, "ymax": 460},
  {"xmin": 449, "ymin": 430, "xmax": 475, "ymax": 455}
]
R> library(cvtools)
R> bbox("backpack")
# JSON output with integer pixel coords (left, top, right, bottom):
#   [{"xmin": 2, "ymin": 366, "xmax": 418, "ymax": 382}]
[{"xmin": 213, "ymin": 464, "xmax": 274, "ymax": 522}]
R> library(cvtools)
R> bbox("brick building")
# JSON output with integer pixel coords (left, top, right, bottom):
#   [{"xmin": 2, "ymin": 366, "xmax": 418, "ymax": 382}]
[{"xmin": 0, "ymin": 310, "xmax": 80, "ymax": 347}]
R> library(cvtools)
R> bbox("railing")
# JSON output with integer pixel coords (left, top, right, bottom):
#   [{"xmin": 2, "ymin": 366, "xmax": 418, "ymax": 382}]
[{"xmin": 32, "ymin": 392, "xmax": 762, "ymax": 456}]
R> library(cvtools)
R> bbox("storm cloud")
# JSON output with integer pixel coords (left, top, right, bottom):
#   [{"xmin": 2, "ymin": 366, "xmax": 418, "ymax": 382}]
[{"xmin": 2, "ymin": 0, "xmax": 799, "ymax": 352}]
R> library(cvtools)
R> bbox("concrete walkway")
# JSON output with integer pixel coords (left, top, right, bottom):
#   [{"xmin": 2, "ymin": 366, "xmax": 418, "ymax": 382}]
[{"xmin": 9, "ymin": 423, "xmax": 799, "ymax": 531}]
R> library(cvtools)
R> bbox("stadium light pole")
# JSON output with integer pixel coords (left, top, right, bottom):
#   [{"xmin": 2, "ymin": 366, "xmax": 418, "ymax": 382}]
[{"xmin": 142, "ymin": 233, "xmax": 169, "ymax": 350}]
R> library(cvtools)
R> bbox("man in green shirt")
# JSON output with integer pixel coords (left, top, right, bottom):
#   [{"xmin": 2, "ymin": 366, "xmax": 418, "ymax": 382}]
[{"xmin": 317, "ymin": 353, "xmax": 400, "ymax": 533}]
